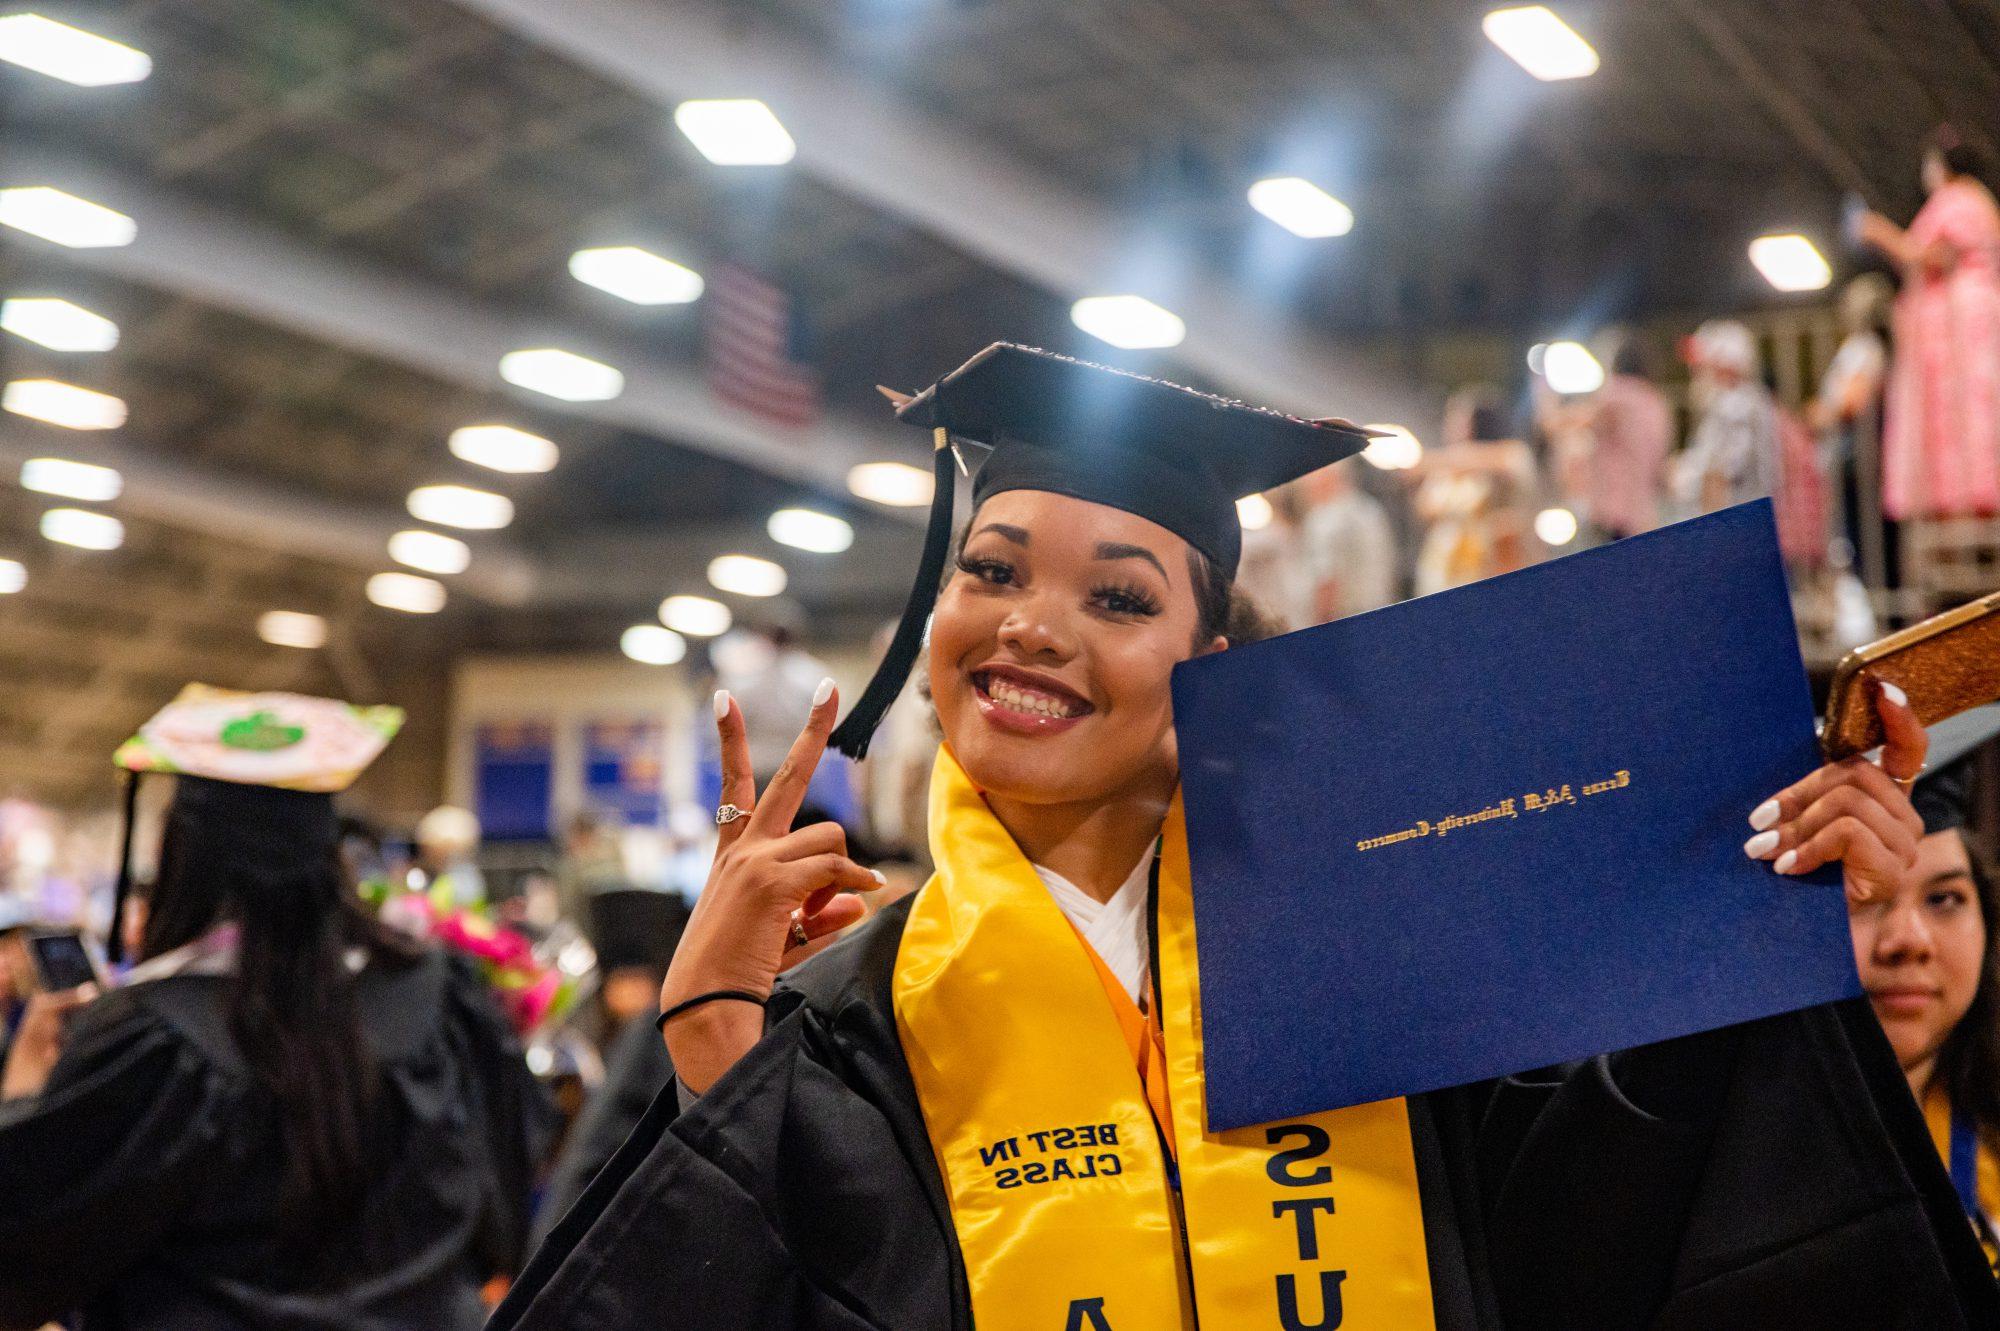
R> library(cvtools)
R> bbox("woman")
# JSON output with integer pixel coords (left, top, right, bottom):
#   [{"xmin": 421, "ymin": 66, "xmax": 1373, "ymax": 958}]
[
  {"xmin": 0, "ymin": 695, "xmax": 551, "ymax": 1330},
  {"xmin": 1859, "ymin": 128, "xmax": 2000, "ymax": 521},
  {"xmin": 497, "ymin": 345, "xmax": 1995, "ymax": 1330},
  {"xmin": 1412, "ymin": 386, "xmax": 1539, "ymax": 594},
  {"xmin": 1853, "ymin": 720, "xmax": 2000, "ymax": 1269}
]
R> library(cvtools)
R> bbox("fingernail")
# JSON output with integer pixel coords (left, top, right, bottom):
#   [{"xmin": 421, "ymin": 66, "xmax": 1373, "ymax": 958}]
[
  {"xmin": 713, "ymin": 689, "xmax": 731, "ymax": 720},
  {"xmin": 1744, "ymin": 830, "xmax": 1780, "ymax": 859},
  {"xmin": 1879, "ymin": 680, "xmax": 1907, "ymax": 707},
  {"xmin": 813, "ymin": 676, "xmax": 835, "ymax": 707},
  {"xmin": 870, "ymin": 869, "xmax": 887, "ymax": 886},
  {"xmin": 1774, "ymin": 850, "xmax": 1798, "ymax": 875},
  {"xmin": 1749, "ymin": 799, "xmax": 1781, "ymax": 831}
]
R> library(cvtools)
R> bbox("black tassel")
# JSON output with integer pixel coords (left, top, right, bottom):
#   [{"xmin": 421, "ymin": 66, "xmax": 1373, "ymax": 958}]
[
  {"xmin": 107, "ymin": 768, "xmax": 140, "ymax": 964},
  {"xmin": 829, "ymin": 434, "xmax": 958, "ymax": 759}
]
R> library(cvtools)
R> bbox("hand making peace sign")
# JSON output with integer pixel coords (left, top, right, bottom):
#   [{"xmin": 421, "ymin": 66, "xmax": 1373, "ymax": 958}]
[{"xmin": 658, "ymin": 678, "xmax": 883, "ymax": 1093}]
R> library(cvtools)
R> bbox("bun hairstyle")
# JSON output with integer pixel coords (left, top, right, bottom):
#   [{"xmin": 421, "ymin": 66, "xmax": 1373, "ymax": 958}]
[{"xmin": 1189, "ymin": 546, "xmax": 1282, "ymax": 648}]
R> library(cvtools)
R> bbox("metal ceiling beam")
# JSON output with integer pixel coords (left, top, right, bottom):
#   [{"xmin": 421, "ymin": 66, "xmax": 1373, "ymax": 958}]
[
  {"xmin": 1, "ymin": 149, "xmax": 925, "ymax": 514},
  {"xmin": 444, "ymin": 0, "xmax": 1426, "ymax": 426}
]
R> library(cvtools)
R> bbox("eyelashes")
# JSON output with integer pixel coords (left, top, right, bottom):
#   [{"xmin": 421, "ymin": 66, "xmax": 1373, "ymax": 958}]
[{"xmin": 955, "ymin": 554, "xmax": 1162, "ymax": 618}]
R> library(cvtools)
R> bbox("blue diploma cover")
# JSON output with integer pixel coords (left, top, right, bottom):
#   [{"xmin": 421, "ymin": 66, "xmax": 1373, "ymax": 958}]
[{"xmin": 1172, "ymin": 501, "xmax": 1862, "ymax": 1130}]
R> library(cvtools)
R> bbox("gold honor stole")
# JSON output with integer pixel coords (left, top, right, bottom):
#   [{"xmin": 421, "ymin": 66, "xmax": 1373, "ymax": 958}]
[{"xmin": 895, "ymin": 749, "xmax": 1436, "ymax": 1330}]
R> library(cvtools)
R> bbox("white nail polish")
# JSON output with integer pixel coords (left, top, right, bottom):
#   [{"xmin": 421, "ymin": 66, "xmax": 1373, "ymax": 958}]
[
  {"xmin": 1774, "ymin": 850, "xmax": 1798, "ymax": 875},
  {"xmin": 1749, "ymin": 799, "xmax": 1780, "ymax": 831},
  {"xmin": 713, "ymin": 689, "xmax": 730, "ymax": 720},
  {"xmin": 813, "ymin": 676, "xmax": 835, "ymax": 707},
  {"xmin": 1744, "ymin": 831, "xmax": 1780, "ymax": 859},
  {"xmin": 1880, "ymin": 681, "xmax": 1907, "ymax": 707},
  {"xmin": 870, "ymin": 869, "xmax": 887, "ymax": 886}
]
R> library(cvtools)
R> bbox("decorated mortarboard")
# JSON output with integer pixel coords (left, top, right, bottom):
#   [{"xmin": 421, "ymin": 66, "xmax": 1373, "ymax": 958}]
[
  {"xmin": 1910, "ymin": 702, "xmax": 2000, "ymax": 835},
  {"xmin": 830, "ymin": 343, "xmax": 1376, "ymax": 757},
  {"xmin": 108, "ymin": 685, "xmax": 404, "ymax": 961}
]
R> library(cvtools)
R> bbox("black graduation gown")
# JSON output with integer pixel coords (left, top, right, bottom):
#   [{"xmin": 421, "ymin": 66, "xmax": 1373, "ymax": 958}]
[
  {"xmin": 494, "ymin": 895, "xmax": 2000, "ymax": 1330},
  {"xmin": 0, "ymin": 949, "xmax": 553, "ymax": 1331}
]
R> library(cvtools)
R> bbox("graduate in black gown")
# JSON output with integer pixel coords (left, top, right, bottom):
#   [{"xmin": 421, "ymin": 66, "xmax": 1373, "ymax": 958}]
[
  {"xmin": 494, "ymin": 346, "xmax": 1999, "ymax": 1330},
  {"xmin": 0, "ymin": 689, "xmax": 552, "ymax": 1330}
]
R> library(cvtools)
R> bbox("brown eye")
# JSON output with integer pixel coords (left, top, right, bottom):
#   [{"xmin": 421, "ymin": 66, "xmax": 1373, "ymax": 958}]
[{"xmin": 957, "ymin": 556, "xmax": 1016, "ymax": 586}]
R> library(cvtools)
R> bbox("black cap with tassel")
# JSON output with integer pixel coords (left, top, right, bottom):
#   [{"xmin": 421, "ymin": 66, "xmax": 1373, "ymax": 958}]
[{"xmin": 827, "ymin": 343, "xmax": 1377, "ymax": 759}]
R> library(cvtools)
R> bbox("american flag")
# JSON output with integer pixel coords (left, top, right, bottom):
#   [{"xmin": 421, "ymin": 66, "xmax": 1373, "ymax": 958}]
[{"xmin": 704, "ymin": 264, "xmax": 822, "ymax": 429}]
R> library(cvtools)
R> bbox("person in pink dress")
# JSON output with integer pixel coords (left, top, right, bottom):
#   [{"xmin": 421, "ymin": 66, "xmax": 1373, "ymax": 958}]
[{"xmin": 1859, "ymin": 130, "xmax": 2000, "ymax": 519}]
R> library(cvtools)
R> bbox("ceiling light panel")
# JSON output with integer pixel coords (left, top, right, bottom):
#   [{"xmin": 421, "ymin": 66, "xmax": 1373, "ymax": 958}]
[
  {"xmin": 406, "ymin": 484, "xmax": 513, "ymax": 530},
  {"xmin": 1, "ymin": 298, "xmax": 119, "ymax": 352},
  {"xmin": 3, "ymin": 379, "xmax": 126, "ymax": 430},
  {"xmin": 367, "ymin": 572, "xmax": 447, "ymax": 613},
  {"xmin": 449, "ymin": 424, "xmax": 558, "ymax": 474},
  {"xmin": 621, "ymin": 624, "xmax": 687, "ymax": 665},
  {"xmin": 660, "ymin": 594, "xmax": 732, "ymax": 637},
  {"xmin": 258, "ymin": 610, "xmax": 327, "ymax": 649},
  {"xmin": 498, "ymin": 348, "xmax": 624, "ymax": 402},
  {"xmin": 1247, "ymin": 177, "xmax": 1355, "ymax": 238},
  {"xmin": 1070, "ymin": 295, "xmax": 1186, "ymax": 350},
  {"xmin": 674, "ymin": 99, "xmax": 796, "ymax": 165},
  {"xmin": 1748, "ymin": 234, "xmax": 1832, "ymax": 292},
  {"xmin": 846, "ymin": 461, "xmax": 933, "ymax": 508},
  {"xmin": 0, "ymin": 560, "xmax": 24, "ymax": 594},
  {"xmin": 21, "ymin": 456, "xmax": 120, "ymax": 501},
  {"xmin": 40, "ymin": 507, "xmax": 122, "ymax": 549},
  {"xmin": 0, "ymin": 14, "xmax": 151, "ymax": 86},
  {"xmin": 0, "ymin": 187, "xmax": 136, "ymax": 248},
  {"xmin": 388, "ymin": 529, "xmax": 472, "ymax": 574},
  {"xmin": 767, "ymin": 507, "xmax": 854, "ymax": 553},
  {"xmin": 707, "ymin": 554, "xmax": 787, "ymax": 598},
  {"xmin": 569, "ymin": 247, "xmax": 704, "ymax": 304},
  {"xmin": 1483, "ymin": 6, "xmax": 1599, "ymax": 81}
]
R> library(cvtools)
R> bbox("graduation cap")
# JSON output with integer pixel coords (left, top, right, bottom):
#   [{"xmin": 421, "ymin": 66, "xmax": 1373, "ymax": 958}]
[
  {"xmin": 108, "ymin": 685, "xmax": 404, "ymax": 962},
  {"xmin": 830, "ymin": 343, "xmax": 1376, "ymax": 757},
  {"xmin": 1911, "ymin": 702, "xmax": 2000, "ymax": 835}
]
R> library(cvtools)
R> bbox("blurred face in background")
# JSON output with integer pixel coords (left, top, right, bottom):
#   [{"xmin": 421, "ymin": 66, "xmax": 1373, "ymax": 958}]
[
  {"xmin": 927, "ymin": 489, "xmax": 1221, "ymax": 811},
  {"xmin": 1850, "ymin": 829, "xmax": 1987, "ymax": 1078}
]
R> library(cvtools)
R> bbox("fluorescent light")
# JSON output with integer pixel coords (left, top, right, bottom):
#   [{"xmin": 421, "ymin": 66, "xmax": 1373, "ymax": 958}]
[
  {"xmin": 258, "ymin": 610, "xmax": 327, "ymax": 649},
  {"xmin": 498, "ymin": 348, "xmax": 623, "ymax": 402},
  {"xmin": 1247, "ymin": 177, "xmax": 1354, "ymax": 238},
  {"xmin": 621, "ymin": 624, "xmax": 687, "ymax": 665},
  {"xmin": 40, "ymin": 507, "xmax": 121, "ymax": 549},
  {"xmin": 0, "ymin": 14, "xmax": 150, "ymax": 86},
  {"xmin": 1070, "ymin": 294, "xmax": 1186, "ymax": 350},
  {"xmin": 406, "ymin": 484, "xmax": 513, "ymax": 530},
  {"xmin": 569, "ymin": 247, "xmax": 704, "ymax": 305},
  {"xmin": 673, "ymin": 99, "xmax": 796, "ymax": 165},
  {"xmin": 707, "ymin": 554, "xmax": 787, "ymax": 598},
  {"xmin": 767, "ymin": 507, "xmax": 853, "ymax": 553},
  {"xmin": 0, "ymin": 559, "xmax": 23, "ymax": 593},
  {"xmin": 448, "ymin": 424, "xmax": 558, "ymax": 474},
  {"xmin": 1483, "ymin": 6, "xmax": 1599, "ymax": 81},
  {"xmin": 388, "ymin": 529, "xmax": 471, "ymax": 575},
  {"xmin": 4, "ymin": 379, "xmax": 126, "ymax": 430},
  {"xmin": 1236, "ymin": 494, "xmax": 1274, "ymax": 531},
  {"xmin": 1, "ymin": 298, "xmax": 118, "ymax": 352},
  {"xmin": 660, "ymin": 594, "xmax": 732, "ymax": 637},
  {"xmin": 1362, "ymin": 424, "xmax": 1423, "ymax": 471},
  {"xmin": 1526, "ymin": 342, "xmax": 1549, "ymax": 375},
  {"xmin": 1749, "ymin": 233, "xmax": 1832, "ymax": 293},
  {"xmin": 847, "ymin": 460, "xmax": 934, "ymax": 507},
  {"xmin": 21, "ymin": 456, "xmax": 120, "ymax": 501},
  {"xmin": 0, "ymin": 187, "xmax": 136, "ymax": 248},
  {"xmin": 366, "ymin": 572, "xmax": 446, "ymax": 614},
  {"xmin": 1541, "ymin": 341, "xmax": 1605, "ymax": 395},
  {"xmin": 1535, "ymin": 506, "xmax": 1580, "ymax": 546}
]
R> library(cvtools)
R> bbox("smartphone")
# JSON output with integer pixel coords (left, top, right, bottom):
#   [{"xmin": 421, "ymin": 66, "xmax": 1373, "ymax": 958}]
[
  {"xmin": 1822, "ymin": 588, "xmax": 2000, "ymax": 760},
  {"xmin": 25, "ymin": 929, "xmax": 104, "ymax": 993}
]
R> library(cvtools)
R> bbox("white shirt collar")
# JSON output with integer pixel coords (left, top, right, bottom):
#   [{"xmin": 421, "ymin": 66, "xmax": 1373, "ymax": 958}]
[{"xmin": 1032, "ymin": 848, "xmax": 1155, "ymax": 1004}]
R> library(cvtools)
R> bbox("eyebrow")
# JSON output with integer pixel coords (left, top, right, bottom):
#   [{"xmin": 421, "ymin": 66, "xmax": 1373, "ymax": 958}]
[
  {"xmin": 1924, "ymin": 870, "xmax": 1976, "ymax": 888},
  {"xmin": 1094, "ymin": 541, "xmax": 1169, "ymax": 581},
  {"xmin": 970, "ymin": 522, "xmax": 1029, "ymax": 546}
]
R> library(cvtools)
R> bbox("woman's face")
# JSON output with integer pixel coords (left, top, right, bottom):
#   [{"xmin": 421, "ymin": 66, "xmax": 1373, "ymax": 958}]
[
  {"xmin": 1850, "ymin": 829, "xmax": 1987, "ymax": 1074},
  {"xmin": 927, "ymin": 489, "xmax": 1222, "ymax": 809}
]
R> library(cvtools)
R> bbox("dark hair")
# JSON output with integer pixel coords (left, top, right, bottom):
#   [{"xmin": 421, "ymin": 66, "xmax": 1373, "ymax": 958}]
[
  {"xmin": 1188, "ymin": 546, "xmax": 1281, "ymax": 648},
  {"xmin": 1611, "ymin": 339, "xmax": 1651, "ymax": 380},
  {"xmin": 1928, "ymin": 127, "xmax": 1990, "ymax": 183},
  {"xmin": 1936, "ymin": 849, "xmax": 2000, "ymax": 1145},
  {"xmin": 142, "ymin": 792, "xmax": 419, "ymax": 1278}
]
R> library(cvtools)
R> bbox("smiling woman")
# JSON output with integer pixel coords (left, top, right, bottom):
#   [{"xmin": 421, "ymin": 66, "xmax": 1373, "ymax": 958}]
[{"xmin": 491, "ymin": 346, "xmax": 1999, "ymax": 1331}]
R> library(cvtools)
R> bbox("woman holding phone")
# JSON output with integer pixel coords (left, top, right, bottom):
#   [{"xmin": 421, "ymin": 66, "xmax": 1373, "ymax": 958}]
[{"xmin": 497, "ymin": 346, "xmax": 1995, "ymax": 1330}]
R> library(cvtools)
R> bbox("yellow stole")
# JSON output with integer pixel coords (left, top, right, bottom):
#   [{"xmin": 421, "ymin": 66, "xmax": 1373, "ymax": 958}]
[
  {"xmin": 1924, "ymin": 1084, "xmax": 2000, "ymax": 1270},
  {"xmin": 894, "ymin": 748, "xmax": 1436, "ymax": 1330}
]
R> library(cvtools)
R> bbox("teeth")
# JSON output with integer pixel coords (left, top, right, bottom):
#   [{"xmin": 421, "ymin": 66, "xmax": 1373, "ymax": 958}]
[{"xmin": 986, "ymin": 678, "xmax": 1079, "ymax": 718}]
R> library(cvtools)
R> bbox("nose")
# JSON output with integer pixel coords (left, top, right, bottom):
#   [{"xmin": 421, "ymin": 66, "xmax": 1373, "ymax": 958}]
[
  {"xmin": 1874, "ymin": 901, "xmax": 1936, "ymax": 965},
  {"xmin": 997, "ymin": 587, "xmax": 1077, "ymax": 662}
]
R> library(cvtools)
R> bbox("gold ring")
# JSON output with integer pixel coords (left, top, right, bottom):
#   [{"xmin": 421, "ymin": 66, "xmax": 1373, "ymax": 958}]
[{"xmin": 788, "ymin": 914, "xmax": 811, "ymax": 949}]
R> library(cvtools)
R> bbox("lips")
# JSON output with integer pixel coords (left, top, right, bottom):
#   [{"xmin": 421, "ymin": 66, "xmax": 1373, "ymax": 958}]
[
  {"xmin": 1869, "ymin": 986, "xmax": 1941, "ymax": 1016},
  {"xmin": 970, "ymin": 664, "xmax": 1094, "ymax": 735}
]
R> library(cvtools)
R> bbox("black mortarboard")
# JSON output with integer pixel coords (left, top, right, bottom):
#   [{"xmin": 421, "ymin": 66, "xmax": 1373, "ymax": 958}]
[
  {"xmin": 1912, "ymin": 702, "xmax": 2000, "ymax": 835},
  {"xmin": 828, "ymin": 343, "xmax": 1375, "ymax": 758},
  {"xmin": 108, "ymin": 685, "xmax": 403, "ymax": 962}
]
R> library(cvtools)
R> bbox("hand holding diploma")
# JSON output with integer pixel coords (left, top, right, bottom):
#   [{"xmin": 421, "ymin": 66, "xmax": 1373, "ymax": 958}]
[
  {"xmin": 1745, "ymin": 680, "xmax": 1928, "ymax": 901},
  {"xmin": 659, "ymin": 680, "xmax": 883, "ymax": 1093}
]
